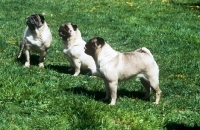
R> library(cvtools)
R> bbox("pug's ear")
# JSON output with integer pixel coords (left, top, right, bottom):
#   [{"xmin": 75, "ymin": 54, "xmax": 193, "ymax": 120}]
[
  {"xmin": 39, "ymin": 14, "xmax": 45, "ymax": 24},
  {"xmin": 64, "ymin": 24, "xmax": 69, "ymax": 29},
  {"xmin": 96, "ymin": 37, "xmax": 105, "ymax": 46},
  {"xmin": 71, "ymin": 24, "xmax": 77, "ymax": 31}
]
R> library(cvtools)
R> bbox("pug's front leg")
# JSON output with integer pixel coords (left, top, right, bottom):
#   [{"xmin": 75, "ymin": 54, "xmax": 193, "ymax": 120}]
[
  {"xmin": 103, "ymin": 80, "xmax": 110, "ymax": 100},
  {"xmin": 73, "ymin": 59, "xmax": 81, "ymax": 76},
  {"xmin": 108, "ymin": 81, "xmax": 118, "ymax": 105},
  {"xmin": 38, "ymin": 51, "xmax": 46, "ymax": 68}
]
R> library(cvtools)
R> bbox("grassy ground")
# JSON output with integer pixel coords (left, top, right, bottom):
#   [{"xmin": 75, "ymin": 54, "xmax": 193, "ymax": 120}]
[{"xmin": 0, "ymin": 0, "xmax": 200, "ymax": 129}]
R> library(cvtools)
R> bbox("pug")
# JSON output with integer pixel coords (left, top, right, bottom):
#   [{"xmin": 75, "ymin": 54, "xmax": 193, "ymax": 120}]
[
  {"xmin": 58, "ymin": 23, "xmax": 96, "ymax": 76},
  {"xmin": 85, "ymin": 37, "xmax": 162, "ymax": 105},
  {"xmin": 18, "ymin": 13, "xmax": 52, "ymax": 68}
]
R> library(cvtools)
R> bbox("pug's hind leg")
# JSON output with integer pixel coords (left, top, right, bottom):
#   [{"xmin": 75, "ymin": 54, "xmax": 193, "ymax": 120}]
[
  {"xmin": 150, "ymin": 82, "xmax": 161, "ymax": 104},
  {"xmin": 88, "ymin": 66, "xmax": 97, "ymax": 76},
  {"xmin": 18, "ymin": 40, "xmax": 24, "ymax": 58},
  {"xmin": 24, "ymin": 50, "xmax": 30, "ymax": 68},
  {"xmin": 148, "ymin": 76, "xmax": 161, "ymax": 104},
  {"xmin": 140, "ymin": 77, "xmax": 151, "ymax": 100}
]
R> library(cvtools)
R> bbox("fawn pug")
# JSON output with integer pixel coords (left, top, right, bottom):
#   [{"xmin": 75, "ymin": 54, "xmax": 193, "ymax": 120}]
[
  {"xmin": 85, "ymin": 37, "xmax": 161, "ymax": 105},
  {"xmin": 58, "ymin": 23, "xmax": 96, "ymax": 76}
]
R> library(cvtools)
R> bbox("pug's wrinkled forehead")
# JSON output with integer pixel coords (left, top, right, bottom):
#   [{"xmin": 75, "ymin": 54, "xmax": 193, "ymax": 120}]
[
  {"xmin": 63, "ymin": 23, "xmax": 77, "ymax": 31},
  {"xmin": 58, "ymin": 23, "xmax": 78, "ymax": 38},
  {"xmin": 85, "ymin": 37, "xmax": 105, "ymax": 56},
  {"xmin": 88, "ymin": 37, "xmax": 105, "ymax": 47},
  {"xmin": 26, "ymin": 14, "xmax": 45, "ymax": 31}
]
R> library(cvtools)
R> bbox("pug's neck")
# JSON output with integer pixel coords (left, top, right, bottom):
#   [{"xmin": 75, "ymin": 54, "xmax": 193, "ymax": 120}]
[{"xmin": 96, "ymin": 43, "xmax": 118, "ymax": 67}]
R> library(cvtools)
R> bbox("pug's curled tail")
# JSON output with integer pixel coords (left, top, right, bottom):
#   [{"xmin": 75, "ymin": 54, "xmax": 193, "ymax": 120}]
[
  {"xmin": 18, "ymin": 40, "xmax": 24, "ymax": 58},
  {"xmin": 140, "ymin": 47, "xmax": 154, "ymax": 58}
]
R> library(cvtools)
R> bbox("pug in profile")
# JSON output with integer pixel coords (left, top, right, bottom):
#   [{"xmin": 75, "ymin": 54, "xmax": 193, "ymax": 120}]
[
  {"xmin": 58, "ymin": 23, "xmax": 96, "ymax": 76},
  {"xmin": 18, "ymin": 13, "xmax": 52, "ymax": 68},
  {"xmin": 85, "ymin": 37, "xmax": 162, "ymax": 105}
]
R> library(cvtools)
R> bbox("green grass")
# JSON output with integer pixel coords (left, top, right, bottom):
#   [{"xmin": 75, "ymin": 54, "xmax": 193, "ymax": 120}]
[{"xmin": 0, "ymin": 0, "xmax": 200, "ymax": 129}]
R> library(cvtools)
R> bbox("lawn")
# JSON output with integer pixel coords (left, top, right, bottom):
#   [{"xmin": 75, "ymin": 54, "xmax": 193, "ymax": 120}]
[{"xmin": 0, "ymin": 0, "xmax": 200, "ymax": 129}]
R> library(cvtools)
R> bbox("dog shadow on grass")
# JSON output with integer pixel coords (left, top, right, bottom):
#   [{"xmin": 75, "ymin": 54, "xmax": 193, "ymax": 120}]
[
  {"xmin": 16, "ymin": 54, "xmax": 89, "ymax": 75},
  {"xmin": 164, "ymin": 123, "xmax": 200, "ymax": 130},
  {"xmin": 64, "ymin": 86, "xmax": 145, "ymax": 104},
  {"xmin": 16, "ymin": 54, "xmax": 40, "ymax": 66},
  {"xmin": 172, "ymin": 1, "xmax": 200, "ymax": 8},
  {"xmin": 46, "ymin": 64, "xmax": 93, "ymax": 75},
  {"xmin": 46, "ymin": 64, "xmax": 74, "ymax": 75}
]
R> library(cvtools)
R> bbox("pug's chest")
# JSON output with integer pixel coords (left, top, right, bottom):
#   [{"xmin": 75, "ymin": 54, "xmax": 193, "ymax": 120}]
[
  {"xmin": 63, "ymin": 44, "xmax": 84, "ymax": 57},
  {"xmin": 24, "ymin": 35, "xmax": 44, "ymax": 51}
]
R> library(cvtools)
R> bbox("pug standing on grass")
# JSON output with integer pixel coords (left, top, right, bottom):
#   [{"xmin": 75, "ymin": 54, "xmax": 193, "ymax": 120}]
[
  {"xmin": 85, "ymin": 37, "xmax": 162, "ymax": 105},
  {"xmin": 18, "ymin": 13, "xmax": 52, "ymax": 68},
  {"xmin": 58, "ymin": 23, "xmax": 96, "ymax": 76}
]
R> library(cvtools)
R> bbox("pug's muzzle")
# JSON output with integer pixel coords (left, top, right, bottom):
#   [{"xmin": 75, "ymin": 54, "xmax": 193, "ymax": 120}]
[{"xmin": 58, "ymin": 24, "xmax": 70, "ymax": 39}]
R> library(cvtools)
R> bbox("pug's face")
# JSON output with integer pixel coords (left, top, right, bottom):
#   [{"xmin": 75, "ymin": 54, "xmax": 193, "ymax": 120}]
[
  {"xmin": 85, "ymin": 37, "xmax": 105, "ymax": 58},
  {"xmin": 58, "ymin": 23, "xmax": 77, "ymax": 40},
  {"xmin": 26, "ymin": 14, "xmax": 45, "ymax": 31}
]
